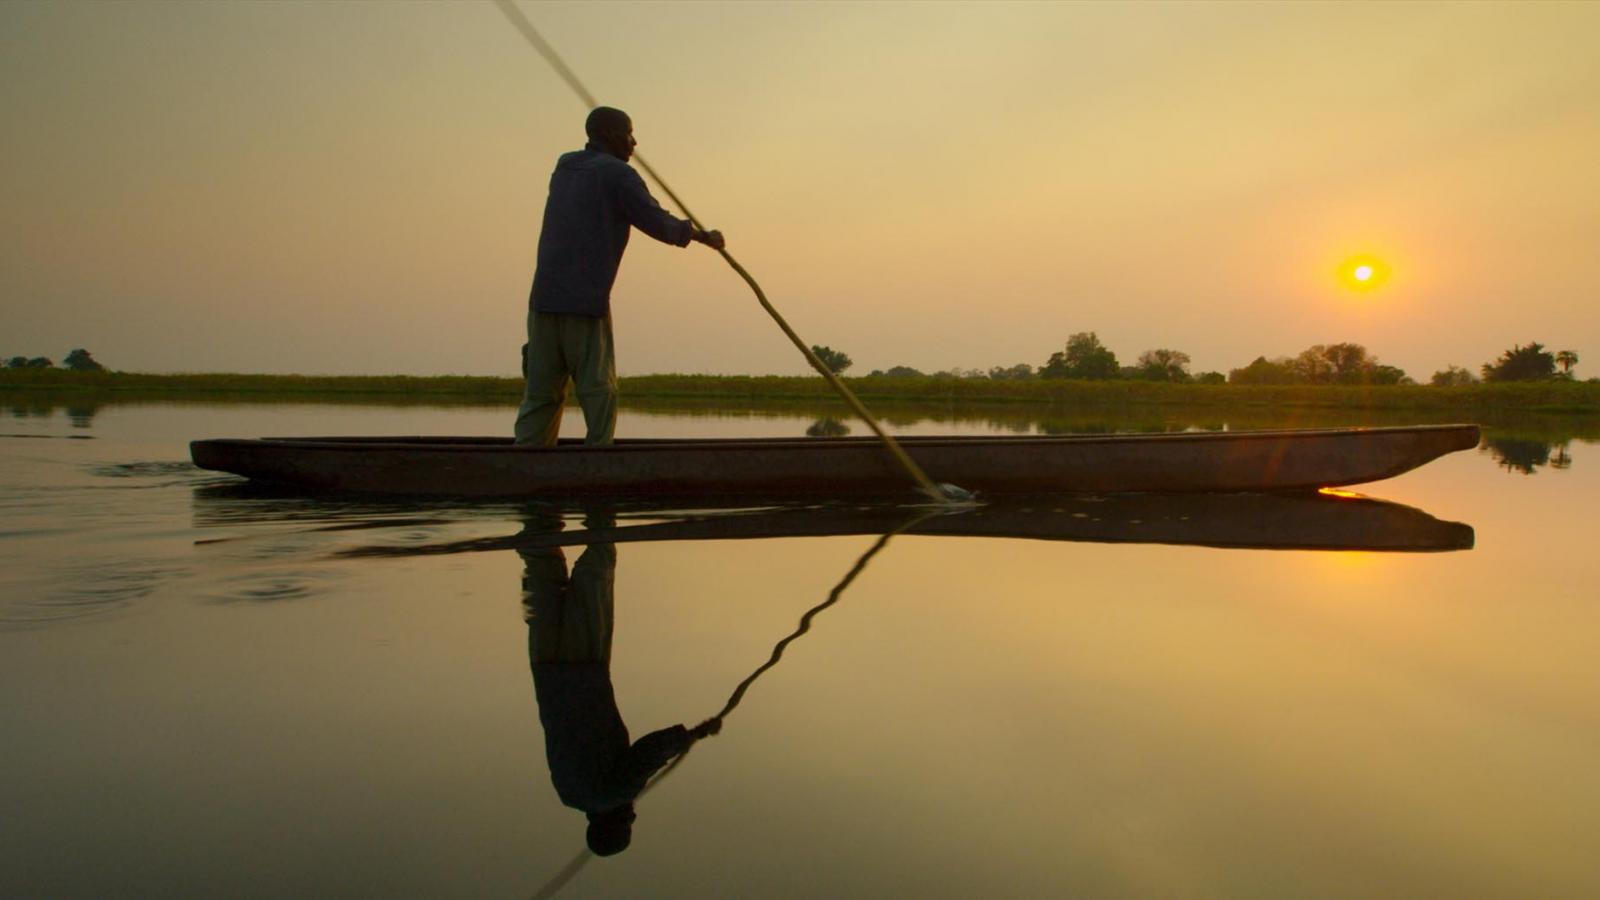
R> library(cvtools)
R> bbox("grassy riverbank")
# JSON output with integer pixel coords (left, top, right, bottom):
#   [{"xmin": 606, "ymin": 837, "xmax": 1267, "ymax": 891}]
[
  {"xmin": 4, "ymin": 368, "xmax": 1598, "ymax": 414},
  {"xmin": 624, "ymin": 374, "xmax": 1600, "ymax": 414},
  {"xmin": 0, "ymin": 369, "xmax": 514, "ymax": 400}
]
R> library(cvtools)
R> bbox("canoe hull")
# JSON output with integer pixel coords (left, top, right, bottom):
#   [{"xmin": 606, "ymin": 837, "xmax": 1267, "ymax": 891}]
[{"xmin": 190, "ymin": 425, "xmax": 1481, "ymax": 497}]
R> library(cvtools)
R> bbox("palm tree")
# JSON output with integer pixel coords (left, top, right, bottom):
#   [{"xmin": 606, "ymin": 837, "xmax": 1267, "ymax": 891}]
[{"xmin": 1555, "ymin": 350, "xmax": 1579, "ymax": 376}]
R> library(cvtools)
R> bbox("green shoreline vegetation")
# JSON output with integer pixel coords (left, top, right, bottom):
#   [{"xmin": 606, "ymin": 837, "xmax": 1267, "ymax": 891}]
[
  {"xmin": 7, "ymin": 370, "xmax": 1596, "ymax": 474},
  {"xmin": 5, "ymin": 337, "xmax": 1587, "ymax": 416},
  {"xmin": 3, "ymin": 367, "xmax": 1598, "ymax": 414}
]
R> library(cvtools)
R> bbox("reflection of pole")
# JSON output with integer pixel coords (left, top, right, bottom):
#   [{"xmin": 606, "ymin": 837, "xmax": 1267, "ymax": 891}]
[
  {"xmin": 626, "ymin": 524, "xmax": 909, "ymax": 805},
  {"xmin": 640, "ymin": 510, "xmax": 940, "ymax": 791},
  {"xmin": 530, "ymin": 849, "xmax": 590, "ymax": 900},
  {"xmin": 526, "ymin": 510, "xmax": 941, "ymax": 899},
  {"xmin": 710, "ymin": 528, "xmax": 901, "ymax": 722}
]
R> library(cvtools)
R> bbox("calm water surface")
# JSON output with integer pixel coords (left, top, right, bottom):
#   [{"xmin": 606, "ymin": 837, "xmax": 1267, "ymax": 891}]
[{"xmin": 2, "ymin": 400, "xmax": 1596, "ymax": 898}]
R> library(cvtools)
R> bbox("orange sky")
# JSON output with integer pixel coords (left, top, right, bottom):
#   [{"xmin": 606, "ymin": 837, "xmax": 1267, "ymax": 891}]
[{"xmin": 2, "ymin": 1, "xmax": 1597, "ymax": 378}]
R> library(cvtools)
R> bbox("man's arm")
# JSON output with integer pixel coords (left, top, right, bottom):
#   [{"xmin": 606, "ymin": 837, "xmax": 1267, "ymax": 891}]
[
  {"xmin": 606, "ymin": 724, "xmax": 694, "ymax": 799},
  {"xmin": 614, "ymin": 167, "xmax": 724, "ymax": 250}
]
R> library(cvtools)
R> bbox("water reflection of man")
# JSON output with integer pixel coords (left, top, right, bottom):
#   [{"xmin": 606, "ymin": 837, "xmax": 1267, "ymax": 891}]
[{"xmin": 520, "ymin": 511, "xmax": 717, "ymax": 856}]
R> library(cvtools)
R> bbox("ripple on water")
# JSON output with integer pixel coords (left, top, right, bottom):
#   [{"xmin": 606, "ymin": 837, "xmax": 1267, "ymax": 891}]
[
  {"xmin": 0, "ymin": 558, "xmax": 189, "ymax": 630},
  {"xmin": 89, "ymin": 460, "xmax": 199, "ymax": 477},
  {"xmin": 219, "ymin": 533, "xmax": 339, "ymax": 563},
  {"xmin": 204, "ymin": 568, "xmax": 342, "ymax": 604},
  {"xmin": 85, "ymin": 460, "xmax": 230, "ymax": 491}
]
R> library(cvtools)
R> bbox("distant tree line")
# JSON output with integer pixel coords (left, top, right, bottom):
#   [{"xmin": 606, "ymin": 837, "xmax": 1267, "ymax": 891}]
[
  {"xmin": 1476, "ymin": 343, "xmax": 1579, "ymax": 383},
  {"xmin": 3, "ymin": 349, "xmax": 105, "ymax": 371},
  {"xmin": 3, "ymin": 342, "xmax": 1585, "ymax": 386},
  {"xmin": 1428, "ymin": 344, "xmax": 1583, "ymax": 385},
  {"xmin": 1228, "ymin": 343, "xmax": 1409, "ymax": 385},
  {"xmin": 867, "ymin": 332, "xmax": 1226, "ymax": 383},
  {"xmin": 859, "ymin": 334, "xmax": 1585, "ymax": 386}
]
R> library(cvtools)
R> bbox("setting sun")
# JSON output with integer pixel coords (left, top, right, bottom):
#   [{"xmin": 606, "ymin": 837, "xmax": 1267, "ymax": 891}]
[{"xmin": 1339, "ymin": 255, "xmax": 1391, "ymax": 292}]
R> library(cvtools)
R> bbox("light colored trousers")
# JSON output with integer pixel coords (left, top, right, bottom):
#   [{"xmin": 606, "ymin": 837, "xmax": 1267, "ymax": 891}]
[
  {"xmin": 513, "ymin": 310, "xmax": 618, "ymax": 446},
  {"xmin": 521, "ymin": 510, "xmax": 618, "ymax": 663},
  {"xmin": 522, "ymin": 543, "xmax": 617, "ymax": 663}
]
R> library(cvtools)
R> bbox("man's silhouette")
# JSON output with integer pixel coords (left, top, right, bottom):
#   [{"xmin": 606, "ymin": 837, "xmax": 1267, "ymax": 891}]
[{"xmin": 513, "ymin": 107, "xmax": 725, "ymax": 446}]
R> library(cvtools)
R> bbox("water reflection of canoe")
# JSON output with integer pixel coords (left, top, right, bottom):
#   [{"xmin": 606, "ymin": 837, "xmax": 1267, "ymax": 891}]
[
  {"xmin": 190, "ymin": 425, "xmax": 1479, "ymax": 497},
  {"xmin": 305, "ymin": 493, "xmax": 1470, "ymax": 555}
]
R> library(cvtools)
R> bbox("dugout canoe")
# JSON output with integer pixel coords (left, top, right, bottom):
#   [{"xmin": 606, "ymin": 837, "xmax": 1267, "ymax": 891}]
[{"xmin": 189, "ymin": 424, "xmax": 1480, "ymax": 497}]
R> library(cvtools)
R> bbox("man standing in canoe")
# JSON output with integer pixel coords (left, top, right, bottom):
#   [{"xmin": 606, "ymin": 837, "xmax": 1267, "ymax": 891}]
[{"xmin": 514, "ymin": 106, "xmax": 725, "ymax": 446}]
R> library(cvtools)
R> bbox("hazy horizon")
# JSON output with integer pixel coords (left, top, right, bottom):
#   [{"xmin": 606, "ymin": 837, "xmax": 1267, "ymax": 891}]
[{"xmin": 4, "ymin": 1, "xmax": 1597, "ymax": 379}]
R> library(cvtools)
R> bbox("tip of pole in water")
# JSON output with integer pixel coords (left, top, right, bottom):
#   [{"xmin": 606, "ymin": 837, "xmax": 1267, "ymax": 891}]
[{"xmin": 919, "ymin": 482, "xmax": 980, "ymax": 507}]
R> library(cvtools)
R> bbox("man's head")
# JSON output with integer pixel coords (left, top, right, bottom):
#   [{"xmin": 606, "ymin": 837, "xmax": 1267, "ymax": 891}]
[
  {"xmin": 585, "ymin": 804, "xmax": 637, "ymax": 857},
  {"xmin": 585, "ymin": 106, "xmax": 635, "ymax": 162}
]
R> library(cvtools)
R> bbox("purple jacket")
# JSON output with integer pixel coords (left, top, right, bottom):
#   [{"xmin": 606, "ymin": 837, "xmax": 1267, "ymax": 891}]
[{"xmin": 529, "ymin": 142, "xmax": 693, "ymax": 317}]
